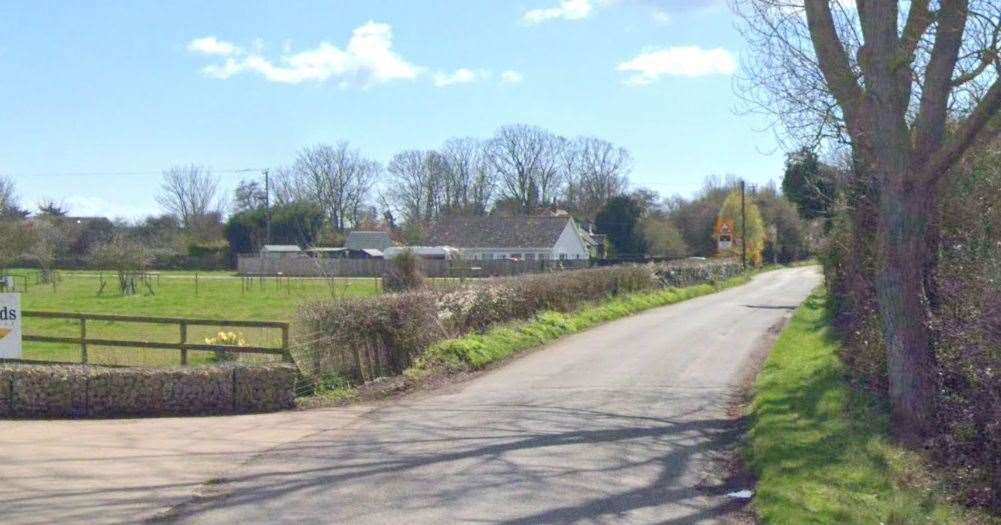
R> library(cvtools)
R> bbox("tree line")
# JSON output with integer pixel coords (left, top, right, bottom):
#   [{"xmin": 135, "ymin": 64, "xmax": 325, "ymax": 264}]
[{"xmin": 0, "ymin": 122, "xmax": 814, "ymax": 270}]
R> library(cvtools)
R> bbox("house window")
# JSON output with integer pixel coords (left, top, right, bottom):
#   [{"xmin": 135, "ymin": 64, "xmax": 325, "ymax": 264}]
[
  {"xmin": 525, "ymin": 253, "xmax": 536, "ymax": 261},
  {"xmin": 559, "ymin": 253, "xmax": 567, "ymax": 260}
]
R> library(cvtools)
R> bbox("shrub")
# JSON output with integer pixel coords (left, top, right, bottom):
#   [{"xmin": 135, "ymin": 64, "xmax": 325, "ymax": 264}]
[
  {"xmin": 383, "ymin": 249, "xmax": 425, "ymax": 292},
  {"xmin": 822, "ymin": 147, "xmax": 1001, "ymax": 511},
  {"xmin": 89, "ymin": 234, "xmax": 154, "ymax": 295},
  {"xmin": 293, "ymin": 291, "xmax": 444, "ymax": 383},
  {"xmin": 295, "ymin": 262, "xmax": 741, "ymax": 388}
]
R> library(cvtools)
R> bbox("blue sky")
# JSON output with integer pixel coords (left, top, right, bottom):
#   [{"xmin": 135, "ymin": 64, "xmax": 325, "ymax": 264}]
[{"xmin": 1, "ymin": 0, "xmax": 785, "ymax": 219}]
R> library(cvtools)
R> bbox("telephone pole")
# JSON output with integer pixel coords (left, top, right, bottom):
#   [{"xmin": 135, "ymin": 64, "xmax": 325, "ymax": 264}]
[
  {"xmin": 264, "ymin": 169, "xmax": 272, "ymax": 245},
  {"xmin": 740, "ymin": 179, "xmax": 747, "ymax": 271}
]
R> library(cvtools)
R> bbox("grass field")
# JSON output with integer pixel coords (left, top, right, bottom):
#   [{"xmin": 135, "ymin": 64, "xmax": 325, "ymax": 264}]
[
  {"xmin": 745, "ymin": 289, "xmax": 994, "ymax": 524},
  {"xmin": 10, "ymin": 269, "xmax": 383, "ymax": 366}
]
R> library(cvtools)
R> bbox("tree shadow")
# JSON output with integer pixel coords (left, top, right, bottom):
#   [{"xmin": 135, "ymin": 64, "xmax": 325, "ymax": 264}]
[{"xmin": 143, "ymin": 399, "xmax": 756, "ymax": 523}]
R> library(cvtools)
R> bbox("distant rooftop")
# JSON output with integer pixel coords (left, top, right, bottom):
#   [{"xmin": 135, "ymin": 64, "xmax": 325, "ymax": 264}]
[
  {"xmin": 426, "ymin": 216, "xmax": 572, "ymax": 249},
  {"xmin": 344, "ymin": 230, "xmax": 394, "ymax": 251},
  {"xmin": 262, "ymin": 244, "xmax": 301, "ymax": 253}
]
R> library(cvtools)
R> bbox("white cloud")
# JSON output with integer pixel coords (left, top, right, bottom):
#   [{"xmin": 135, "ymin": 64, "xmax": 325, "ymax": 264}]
[
  {"xmin": 187, "ymin": 36, "xmax": 240, "ymax": 56},
  {"xmin": 652, "ymin": 9, "xmax": 671, "ymax": 25},
  {"xmin": 500, "ymin": 70, "xmax": 524, "ymax": 84},
  {"xmin": 616, "ymin": 45, "xmax": 737, "ymax": 85},
  {"xmin": 523, "ymin": 0, "xmax": 593, "ymax": 24},
  {"xmin": 433, "ymin": 68, "xmax": 482, "ymax": 87},
  {"xmin": 189, "ymin": 22, "xmax": 422, "ymax": 87}
]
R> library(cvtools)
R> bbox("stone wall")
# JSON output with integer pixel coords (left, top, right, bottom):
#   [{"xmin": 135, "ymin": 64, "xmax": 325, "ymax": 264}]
[{"xmin": 0, "ymin": 362, "xmax": 297, "ymax": 418}]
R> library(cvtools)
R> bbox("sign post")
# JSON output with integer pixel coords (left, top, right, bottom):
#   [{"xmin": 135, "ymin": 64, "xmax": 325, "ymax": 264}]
[{"xmin": 0, "ymin": 293, "xmax": 22, "ymax": 359}]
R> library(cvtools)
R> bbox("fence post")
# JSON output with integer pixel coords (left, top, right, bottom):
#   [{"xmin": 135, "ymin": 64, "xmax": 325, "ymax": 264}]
[
  {"xmin": 281, "ymin": 325, "xmax": 292, "ymax": 363},
  {"xmin": 179, "ymin": 321, "xmax": 188, "ymax": 365},
  {"xmin": 80, "ymin": 317, "xmax": 88, "ymax": 364}
]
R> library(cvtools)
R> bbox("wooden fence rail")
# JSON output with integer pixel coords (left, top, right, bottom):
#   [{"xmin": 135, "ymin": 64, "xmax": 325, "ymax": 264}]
[{"xmin": 21, "ymin": 310, "xmax": 290, "ymax": 366}]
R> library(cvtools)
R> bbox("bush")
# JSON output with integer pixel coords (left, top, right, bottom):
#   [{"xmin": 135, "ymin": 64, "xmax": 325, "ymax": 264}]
[
  {"xmin": 294, "ymin": 262, "xmax": 742, "ymax": 388},
  {"xmin": 382, "ymin": 249, "xmax": 425, "ymax": 292},
  {"xmin": 822, "ymin": 147, "xmax": 1001, "ymax": 511},
  {"xmin": 293, "ymin": 291, "xmax": 444, "ymax": 383}
]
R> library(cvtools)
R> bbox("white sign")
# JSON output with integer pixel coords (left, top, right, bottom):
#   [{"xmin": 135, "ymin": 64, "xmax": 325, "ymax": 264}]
[{"xmin": 0, "ymin": 293, "xmax": 21, "ymax": 359}]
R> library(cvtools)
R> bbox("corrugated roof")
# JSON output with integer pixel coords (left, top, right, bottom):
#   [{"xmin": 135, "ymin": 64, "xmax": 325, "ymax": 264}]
[
  {"xmin": 426, "ymin": 216, "xmax": 572, "ymax": 249},
  {"xmin": 344, "ymin": 231, "xmax": 394, "ymax": 250}
]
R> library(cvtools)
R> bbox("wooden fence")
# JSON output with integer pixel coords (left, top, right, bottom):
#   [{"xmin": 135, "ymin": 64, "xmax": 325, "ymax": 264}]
[
  {"xmin": 21, "ymin": 311, "xmax": 290, "ymax": 366},
  {"xmin": 237, "ymin": 255, "xmax": 591, "ymax": 277}
]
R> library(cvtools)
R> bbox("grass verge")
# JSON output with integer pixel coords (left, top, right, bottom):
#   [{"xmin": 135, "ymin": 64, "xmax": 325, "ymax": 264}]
[
  {"xmin": 404, "ymin": 273, "xmax": 753, "ymax": 379},
  {"xmin": 745, "ymin": 289, "xmax": 996, "ymax": 524}
]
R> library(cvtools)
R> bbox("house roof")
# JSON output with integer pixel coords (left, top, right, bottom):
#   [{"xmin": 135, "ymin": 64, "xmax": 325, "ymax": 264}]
[
  {"xmin": 344, "ymin": 230, "xmax": 394, "ymax": 251},
  {"xmin": 426, "ymin": 216, "xmax": 573, "ymax": 249},
  {"xmin": 262, "ymin": 244, "xmax": 301, "ymax": 252}
]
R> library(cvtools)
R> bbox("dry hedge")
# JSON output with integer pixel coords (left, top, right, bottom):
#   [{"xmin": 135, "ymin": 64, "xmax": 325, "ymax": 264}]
[{"xmin": 293, "ymin": 261, "xmax": 742, "ymax": 385}]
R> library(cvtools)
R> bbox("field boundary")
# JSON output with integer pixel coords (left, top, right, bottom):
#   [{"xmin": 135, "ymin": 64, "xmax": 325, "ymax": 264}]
[
  {"xmin": 0, "ymin": 362, "xmax": 297, "ymax": 418},
  {"xmin": 22, "ymin": 310, "xmax": 290, "ymax": 365}
]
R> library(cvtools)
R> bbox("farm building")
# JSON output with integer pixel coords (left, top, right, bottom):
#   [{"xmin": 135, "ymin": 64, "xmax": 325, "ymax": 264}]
[
  {"xmin": 425, "ymin": 216, "xmax": 591, "ymax": 261},
  {"xmin": 260, "ymin": 245, "xmax": 303, "ymax": 260},
  {"xmin": 383, "ymin": 246, "xmax": 459, "ymax": 260},
  {"xmin": 344, "ymin": 231, "xmax": 395, "ymax": 251},
  {"xmin": 306, "ymin": 247, "xmax": 383, "ymax": 259}
]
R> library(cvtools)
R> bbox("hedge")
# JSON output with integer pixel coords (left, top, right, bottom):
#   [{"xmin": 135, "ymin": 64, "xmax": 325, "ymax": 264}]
[
  {"xmin": 293, "ymin": 260, "xmax": 743, "ymax": 386},
  {"xmin": 0, "ymin": 362, "xmax": 297, "ymax": 418}
]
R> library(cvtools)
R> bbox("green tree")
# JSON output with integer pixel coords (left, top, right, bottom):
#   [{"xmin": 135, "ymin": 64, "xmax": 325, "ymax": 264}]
[
  {"xmin": 756, "ymin": 184, "xmax": 809, "ymax": 264},
  {"xmin": 225, "ymin": 201, "xmax": 325, "ymax": 255},
  {"xmin": 781, "ymin": 148, "xmax": 837, "ymax": 220},
  {"xmin": 717, "ymin": 190, "xmax": 766, "ymax": 266},
  {"xmin": 595, "ymin": 195, "xmax": 647, "ymax": 257},
  {"xmin": 641, "ymin": 217, "xmax": 687, "ymax": 259}
]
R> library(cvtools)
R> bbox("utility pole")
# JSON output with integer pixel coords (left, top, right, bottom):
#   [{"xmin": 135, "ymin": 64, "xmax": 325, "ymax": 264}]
[
  {"xmin": 740, "ymin": 179, "xmax": 747, "ymax": 271},
  {"xmin": 264, "ymin": 169, "xmax": 272, "ymax": 245}
]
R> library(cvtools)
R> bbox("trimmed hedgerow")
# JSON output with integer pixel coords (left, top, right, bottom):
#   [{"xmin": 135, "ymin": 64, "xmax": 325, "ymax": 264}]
[
  {"xmin": 410, "ymin": 278, "xmax": 745, "ymax": 377},
  {"xmin": 293, "ymin": 260, "xmax": 743, "ymax": 386}
]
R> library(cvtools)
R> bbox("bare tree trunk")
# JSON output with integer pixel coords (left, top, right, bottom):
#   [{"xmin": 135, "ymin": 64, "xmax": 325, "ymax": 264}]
[{"xmin": 874, "ymin": 181, "xmax": 938, "ymax": 441}]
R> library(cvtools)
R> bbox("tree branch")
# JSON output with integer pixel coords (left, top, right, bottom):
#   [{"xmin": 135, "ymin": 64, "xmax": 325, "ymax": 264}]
[
  {"xmin": 900, "ymin": 0, "xmax": 934, "ymax": 62},
  {"xmin": 913, "ymin": 0, "xmax": 969, "ymax": 162},
  {"xmin": 950, "ymin": 21, "xmax": 1001, "ymax": 86},
  {"xmin": 803, "ymin": 0, "xmax": 864, "ymax": 129},
  {"xmin": 926, "ymin": 77, "xmax": 1001, "ymax": 185}
]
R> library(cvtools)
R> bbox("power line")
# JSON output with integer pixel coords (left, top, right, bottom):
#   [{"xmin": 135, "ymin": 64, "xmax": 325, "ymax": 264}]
[{"xmin": 16, "ymin": 168, "xmax": 266, "ymax": 178}]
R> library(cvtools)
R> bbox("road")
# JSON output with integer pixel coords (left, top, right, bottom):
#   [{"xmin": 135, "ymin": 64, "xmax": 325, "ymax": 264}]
[{"xmin": 1, "ymin": 267, "xmax": 820, "ymax": 524}]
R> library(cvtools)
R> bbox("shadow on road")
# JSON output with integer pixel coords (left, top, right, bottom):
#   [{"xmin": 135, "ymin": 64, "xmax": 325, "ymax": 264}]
[{"xmin": 156, "ymin": 399, "xmax": 752, "ymax": 523}]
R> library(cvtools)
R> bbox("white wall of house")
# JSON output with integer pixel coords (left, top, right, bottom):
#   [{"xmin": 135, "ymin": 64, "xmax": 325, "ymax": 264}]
[
  {"xmin": 459, "ymin": 248, "xmax": 552, "ymax": 260},
  {"xmin": 551, "ymin": 221, "xmax": 590, "ymax": 260},
  {"xmin": 451, "ymin": 222, "xmax": 590, "ymax": 261}
]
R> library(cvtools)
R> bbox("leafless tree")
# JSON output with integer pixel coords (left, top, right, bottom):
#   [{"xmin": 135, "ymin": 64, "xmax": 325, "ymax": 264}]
[
  {"xmin": 276, "ymin": 143, "xmax": 380, "ymax": 231},
  {"xmin": 156, "ymin": 165, "xmax": 222, "ymax": 230},
  {"xmin": 486, "ymin": 124, "xmax": 564, "ymax": 213},
  {"xmin": 569, "ymin": 137, "xmax": 632, "ymax": 221},
  {"xmin": 734, "ymin": 0, "xmax": 1001, "ymax": 439},
  {"xmin": 0, "ymin": 176, "xmax": 28, "ymax": 219},
  {"xmin": 384, "ymin": 150, "xmax": 449, "ymax": 227},
  {"xmin": 440, "ymin": 138, "xmax": 495, "ymax": 215},
  {"xmin": 25, "ymin": 217, "xmax": 64, "ymax": 283}
]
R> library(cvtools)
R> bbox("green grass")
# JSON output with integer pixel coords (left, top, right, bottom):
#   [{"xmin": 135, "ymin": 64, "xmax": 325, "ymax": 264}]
[
  {"xmin": 746, "ymin": 290, "xmax": 995, "ymax": 524},
  {"xmin": 406, "ymin": 273, "xmax": 753, "ymax": 378},
  {"xmin": 11, "ymin": 269, "xmax": 381, "ymax": 366}
]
